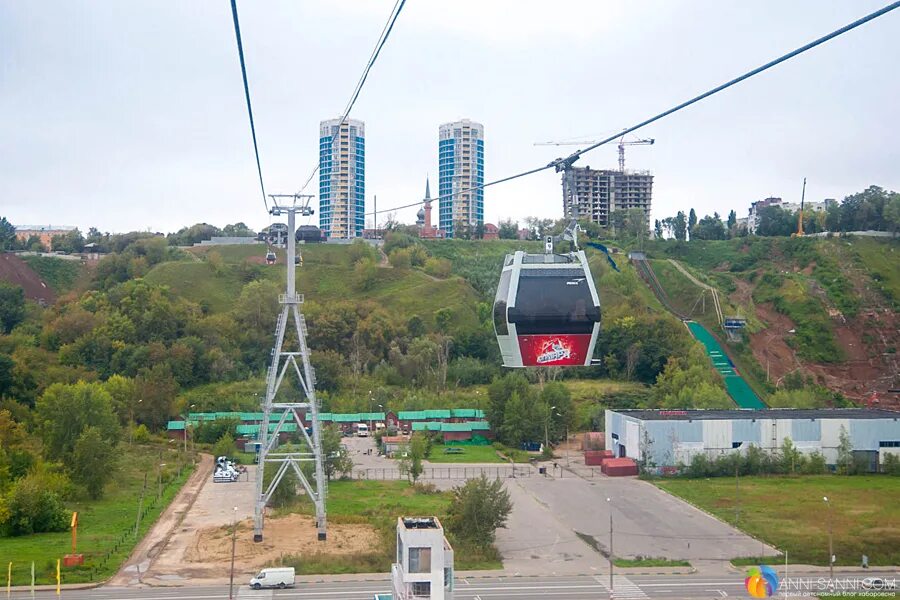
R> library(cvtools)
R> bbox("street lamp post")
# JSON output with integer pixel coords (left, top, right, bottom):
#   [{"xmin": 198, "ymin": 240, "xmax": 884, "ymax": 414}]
[
  {"xmin": 182, "ymin": 404, "xmax": 196, "ymax": 455},
  {"xmin": 553, "ymin": 409, "xmax": 569, "ymax": 467},
  {"xmin": 827, "ymin": 497, "xmax": 834, "ymax": 578},
  {"xmin": 544, "ymin": 405, "xmax": 557, "ymax": 455},
  {"xmin": 607, "ymin": 497, "xmax": 614, "ymax": 598},
  {"xmin": 229, "ymin": 506, "xmax": 238, "ymax": 599}
]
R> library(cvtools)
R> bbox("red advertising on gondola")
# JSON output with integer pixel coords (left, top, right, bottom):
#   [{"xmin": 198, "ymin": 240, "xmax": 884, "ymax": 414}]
[{"xmin": 517, "ymin": 335, "xmax": 592, "ymax": 367}]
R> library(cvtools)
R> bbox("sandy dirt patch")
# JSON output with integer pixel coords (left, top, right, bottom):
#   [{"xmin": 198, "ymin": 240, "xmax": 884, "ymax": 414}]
[{"xmin": 185, "ymin": 513, "xmax": 379, "ymax": 568}]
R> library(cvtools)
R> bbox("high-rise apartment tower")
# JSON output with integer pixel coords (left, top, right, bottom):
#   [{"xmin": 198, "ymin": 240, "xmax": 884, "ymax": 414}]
[
  {"xmin": 561, "ymin": 167, "xmax": 653, "ymax": 228},
  {"xmin": 319, "ymin": 118, "xmax": 365, "ymax": 239},
  {"xmin": 438, "ymin": 119, "xmax": 484, "ymax": 238}
]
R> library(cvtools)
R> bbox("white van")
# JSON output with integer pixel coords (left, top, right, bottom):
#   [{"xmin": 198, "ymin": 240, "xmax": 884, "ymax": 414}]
[
  {"xmin": 250, "ymin": 567, "xmax": 295, "ymax": 589},
  {"xmin": 357, "ymin": 423, "xmax": 369, "ymax": 437}
]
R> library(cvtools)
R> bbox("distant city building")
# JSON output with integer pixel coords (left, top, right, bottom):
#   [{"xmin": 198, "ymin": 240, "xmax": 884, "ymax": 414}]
[
  {"xmin": 438, "ymin": 119, "xmax": 484, "ymax": 238},
  {"xmin": 561, "ymin": 167, "xmax": 653, "ymax": 228},
  {"xmin": 782, "ymin": 200, "xmax": 826, "ymax": 214},
  {"xmin": 416, "ymin": 177, "xmax": 444, "ymax": 239},
  {"xmin": 14, "ymin": 225, "xmax": 76, "ymax": 251},
  {"xmin": 319, "ymin": 118, "xmax": 365, "ymax": 239},
  {"xmin": 747, "ymin": 197, "xmax": 781, "ymax": 234},
  {"xmin": 481, "ymin": 223, "xmax": 499, "ymax": 240}
]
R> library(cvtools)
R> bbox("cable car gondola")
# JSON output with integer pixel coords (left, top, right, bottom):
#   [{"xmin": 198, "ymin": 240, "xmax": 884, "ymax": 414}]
[{"xmin": 493, "ymin": 234, "xmax": 601, "ymax": 368}]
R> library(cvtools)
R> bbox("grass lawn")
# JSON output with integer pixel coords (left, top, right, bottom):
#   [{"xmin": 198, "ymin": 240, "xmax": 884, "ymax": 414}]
[
  {"xmin": 655, "ymin": 475, "xmax": 900, "ymax": 566},
  {"xmin": 426, "ymin": 445, "xmax": 506, "ymax": 464},
  {"xmin": 613, "ymin": 558, "xmax": 691, "ymax": 568},
  {"xmin": 0, "ymin": 443, "xmax": 194, "ymax": 585},
  {"xmin": 287, "ymin": 479, "xmax": 502, "ymax": 574}
]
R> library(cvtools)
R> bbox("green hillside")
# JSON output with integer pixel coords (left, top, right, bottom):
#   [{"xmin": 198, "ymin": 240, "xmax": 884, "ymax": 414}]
[
  {"xmin": 642, "ymin": 236, "xmax": 900, "ymax": 404},
  {"xmin": 146, "ymin": 243, "xmax": 481, "ymax": 330}
]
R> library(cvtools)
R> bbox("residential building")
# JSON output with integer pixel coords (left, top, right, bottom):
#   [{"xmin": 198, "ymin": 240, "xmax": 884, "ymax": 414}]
[
  {"xmin": 782, "ymin": 200, "xmax": 826, "ymax": 214},
  {"xmin": 320, "ymin": 118, "xmax": 365, "ymax": 239},
  {"xmin": 416, "ymin": 177, "xmax": 444, "ymax": 239},
  {"xmin": 438, "ymin": 119, "xmax": 484, "ymax": 238},
  {"xmin": 391, "ymin": 517, "xmax": 454, "ymax": 600},
  {"xmin": 481, "ymin": 223, "xmax": 499, "ymax": 240},
  {"xmin": 747, "ymin": 197, "xmax": 781, "ymax": 234},
  {"xmin": 14, "ymin": 225, "xmax": 76, "ymax": 251},
  {"xmin": 561, "ymin": 167, "xmax": 653, "ymax": 228},
  {"xmin": 605, "ymin": 408, "xmax": 900, "ymax": 470}
]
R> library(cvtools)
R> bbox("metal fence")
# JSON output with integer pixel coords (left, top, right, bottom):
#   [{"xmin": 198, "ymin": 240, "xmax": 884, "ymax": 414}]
[{"xmin": 353, "ymin": 466, "xmax": 532, "ymax": 480}]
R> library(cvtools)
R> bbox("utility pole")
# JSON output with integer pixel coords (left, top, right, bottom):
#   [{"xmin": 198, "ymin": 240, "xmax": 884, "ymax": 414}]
[
  {"xmin": 607, "ymin": 497, "xmax": 614, "ymax": 599},
  {"xmin": 229, "ymin": 507, "xmax": 238, "ymax": 599},
  {"xmin": 253, "ymin": 195, "xmax": 328, "ymax": 542},
  {"xmin": 735, "ymin": 461, "xmax": 740, "ymax": 525},
  {"xmin": 824, "ymin": 496, "xmax": 833, "ymax": 583},
  {"xmin": 134, "ymin": 473, "xmax": 148, "ymax": 538}
]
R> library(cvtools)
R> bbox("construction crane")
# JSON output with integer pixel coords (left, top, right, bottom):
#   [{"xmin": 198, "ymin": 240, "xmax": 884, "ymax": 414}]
[
  {"xmin": 794, "ymin": 177, "xmax": 807, "ymax": 237},
  {"xmin": 535, "ymin": 137, "xmax": 655, "ymax": 171}
]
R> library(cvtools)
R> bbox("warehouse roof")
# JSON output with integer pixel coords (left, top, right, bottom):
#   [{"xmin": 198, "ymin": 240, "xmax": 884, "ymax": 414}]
[{"xmin": 613, "ymin": 408, "xmax": 900, "ymax": 421}]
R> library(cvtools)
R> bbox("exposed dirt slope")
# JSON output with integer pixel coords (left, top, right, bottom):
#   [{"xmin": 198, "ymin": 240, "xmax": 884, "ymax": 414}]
[{"xmin": 0, "ymin": 253, "xmax": 54, "ymax": 303}]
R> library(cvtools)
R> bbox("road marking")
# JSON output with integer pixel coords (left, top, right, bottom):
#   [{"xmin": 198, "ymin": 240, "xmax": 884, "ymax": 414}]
[
  {"xmin": 594, "ymin": 575, "xmax": 649, "ymax": 599},
  {"xmin": 719, "ymin": 591, "xmax": 728, "ymax": 597},
  {"xmin": 237, "ymin": 588, "xmax": 273, "ymax": 599}
]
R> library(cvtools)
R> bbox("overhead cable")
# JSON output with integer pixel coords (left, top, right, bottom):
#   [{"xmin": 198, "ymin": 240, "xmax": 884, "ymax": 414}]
[
  {"xmin": 366, "ymin": 0, "xmax": 900, "ymax": 219},
  {"xmin": 296, "ymin": 0, "xmax": 408, "ymax": 197},
  {"xmin": 229, "ymin": 0, "xmax": 268, "ymax": 212}
]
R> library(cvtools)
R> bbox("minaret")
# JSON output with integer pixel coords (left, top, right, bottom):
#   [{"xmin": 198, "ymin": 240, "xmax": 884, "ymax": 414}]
[{"xmin": 423, "ymin": 176, "xmax": 433, "ymax": 230}]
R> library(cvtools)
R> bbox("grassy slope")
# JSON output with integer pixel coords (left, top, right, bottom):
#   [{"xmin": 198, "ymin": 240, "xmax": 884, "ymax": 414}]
[
  {"xmin": 0, "ymin": 443, "xmax": 193, "ymax": 585},
  {"xmin": 656, "ymin": 475, "xmax": 900, "ymax": 566},
  {"xmin": 146, "ymin": 243, "xmax": 482, "ymax": 330},
  {"xmin": 19, "ymin": 256, "xmax": 85, "ymax": 294},
  {"xmin": 849, "ymin": 236, "xmax": 900, "ymax": 307}
]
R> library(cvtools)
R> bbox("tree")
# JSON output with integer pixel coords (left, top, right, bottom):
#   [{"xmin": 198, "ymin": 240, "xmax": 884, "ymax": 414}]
[
  {"xmin": 727, "ymin": 210, "xmax": 737, "ymax": 232},
  {"xmin": 212, "ymin": 432, "xmax": 236, "ymax": 458},
  {"xmin": 884, "ymin": 193, "xmax": 900, "ymax": 235},
  {"xmin": 654, "ymin": 219, "xmax": 663, "ymax": 239},
  {"xmin": 322, "ymin": 425, "xmax": 354, "ymax": 481},
  {"xmin": 2, "ymin": 472, "xmax": 70, "ymax": 536},
  {"xmin": 35, "ymin": 382, "xmax": 120, "ymax": 461},
  {"xmin": 0, "ymin": 217, "xmax": 16, "ymax": 250},
  {"xmin": 133, "ymin": 364, "xmax": 179, "ymax": 432},
  {"xmin": 0, "ymin": 283, "xmax": 25, "ymax": 334},
  {"xmin": 836, "ymin": 425, "xmax": 853, "ymax": 475},
  {"xmin": 780, "ymin": 437, "xmax": 801, "ymax": 475},
  {"xmin": 72, "ymin": 426, "xmax": 116, "ymax": 499},
  {"xmin": 399, "ymin": 432, "xmax": 426, "ymax": 483},
  {"xmin": 694, "ymin": 213, "xmax": 727, "ymax": 240},
  {"xmin": 688, "ymin": 208, "xmax": 698, "ymax": 235},
  {"xmin": 354, "ymin": 257, "xmax": 379, "ymax": 291},
  {"xmin": 446, "ymin": 475, "xmax": 512, "ymax": 548},
  {"xmin": 673, "ymin": 211, "xmax": 687, "ymax": 241},
  {"xmin": 498, "ymin": 219, "xmax": 519, "ymax": 239}
]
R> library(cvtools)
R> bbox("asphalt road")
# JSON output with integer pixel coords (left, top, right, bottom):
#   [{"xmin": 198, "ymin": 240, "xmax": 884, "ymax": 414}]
[{"xmin": 15, "ymin": 571, "xmax": 897, "ymax": 599}]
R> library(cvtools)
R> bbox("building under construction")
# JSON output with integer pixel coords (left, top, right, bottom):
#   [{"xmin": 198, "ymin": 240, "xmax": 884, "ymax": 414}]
[{"xmin": 561, "ymin": 167, "xmax": 653, "ymax": 227}]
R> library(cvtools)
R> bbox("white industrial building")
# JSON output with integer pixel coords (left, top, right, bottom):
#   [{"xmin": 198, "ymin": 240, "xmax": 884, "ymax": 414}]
[
  {"xmin": 606, "ymin": 409, "xmax": 900, "ymax": 469},
  {"xmin": 391, "ymin": 517, "xmax": 454, "ymax": 599}
]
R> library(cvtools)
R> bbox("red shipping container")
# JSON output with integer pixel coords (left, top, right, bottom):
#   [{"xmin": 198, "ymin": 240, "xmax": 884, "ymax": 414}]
[{"xmin": 603, "ymin": 458, "xmax": 638, "ymax": 477}]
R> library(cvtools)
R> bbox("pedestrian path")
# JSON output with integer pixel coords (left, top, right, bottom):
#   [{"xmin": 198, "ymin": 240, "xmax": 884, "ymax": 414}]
[{"xmin": 595, "ymin": 574, "xmax": 650, "ymax": 599}]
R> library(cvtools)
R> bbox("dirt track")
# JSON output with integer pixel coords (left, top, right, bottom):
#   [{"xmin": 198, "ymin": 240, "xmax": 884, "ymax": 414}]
[{"xmin": 0, "ymin": 253, "xmax": 54, "ymax": 303}]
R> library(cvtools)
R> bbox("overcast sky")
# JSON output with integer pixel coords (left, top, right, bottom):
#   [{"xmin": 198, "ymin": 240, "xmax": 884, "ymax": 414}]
[{"xmin": 1, "ymin": 0, "xmax": 898, "ymax": 234}]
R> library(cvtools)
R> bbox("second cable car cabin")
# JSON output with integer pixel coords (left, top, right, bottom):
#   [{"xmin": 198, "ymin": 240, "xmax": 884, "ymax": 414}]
[{"xmin": 493, "ymin": 245, "xmax": 601, "ymax": 367}]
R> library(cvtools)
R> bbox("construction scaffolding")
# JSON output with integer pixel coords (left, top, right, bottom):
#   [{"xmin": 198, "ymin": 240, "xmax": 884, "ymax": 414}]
[{"xmin": 253, "ymin": 195, "xmax": 327, "ymax": 542}]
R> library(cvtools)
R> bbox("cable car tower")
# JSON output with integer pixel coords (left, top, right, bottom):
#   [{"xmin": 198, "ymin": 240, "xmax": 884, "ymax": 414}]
[{"xmin": 253, "ymin": 194, "xmax": 327, "ymax": 542}]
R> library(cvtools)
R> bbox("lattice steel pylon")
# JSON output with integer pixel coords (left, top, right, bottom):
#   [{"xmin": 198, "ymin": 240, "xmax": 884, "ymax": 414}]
[{"xmin": 253, "ymin": 195, "xmax": 327, "ymax": 542}]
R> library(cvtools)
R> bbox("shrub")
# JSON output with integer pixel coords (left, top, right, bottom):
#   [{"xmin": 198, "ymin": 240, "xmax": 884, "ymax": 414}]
[
  {"xmin": 424, "ymin": 258, "xmax": 452, "ymax": 278},
  {"xmin": 446, "ymin": 475, "xmax": 512, "ymax": 548},
  {"xmin": 1, "ymin": 473, "xmax": 70, "ymax": 536},
  {"xmin": 212, "ymin": 432, "xmax": 236, "ymax": 459}
]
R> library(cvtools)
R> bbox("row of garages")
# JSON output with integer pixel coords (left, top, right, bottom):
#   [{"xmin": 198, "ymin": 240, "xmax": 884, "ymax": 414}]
[{"xmin": 605, "ymin": 408, "xmax": 900, "ymax": 469}]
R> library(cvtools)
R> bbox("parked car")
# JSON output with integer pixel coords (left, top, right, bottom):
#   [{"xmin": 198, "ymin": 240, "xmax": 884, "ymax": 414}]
[{"xmin": 250, "ymin": 567, "xmax": 295, "ymax": 590}]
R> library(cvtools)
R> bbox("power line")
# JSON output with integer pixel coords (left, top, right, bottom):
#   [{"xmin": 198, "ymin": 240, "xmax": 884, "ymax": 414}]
[
  {"xmin": 366, "ymin": 0, "xmax": 900, "ymax": 220},
  {"xmin": 229, "ymin": 0, "xmax": 268, "ymax": 212},
  {"xmin": 296, "ymin": 0, "xmax": 408, "ymax": 197}
]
